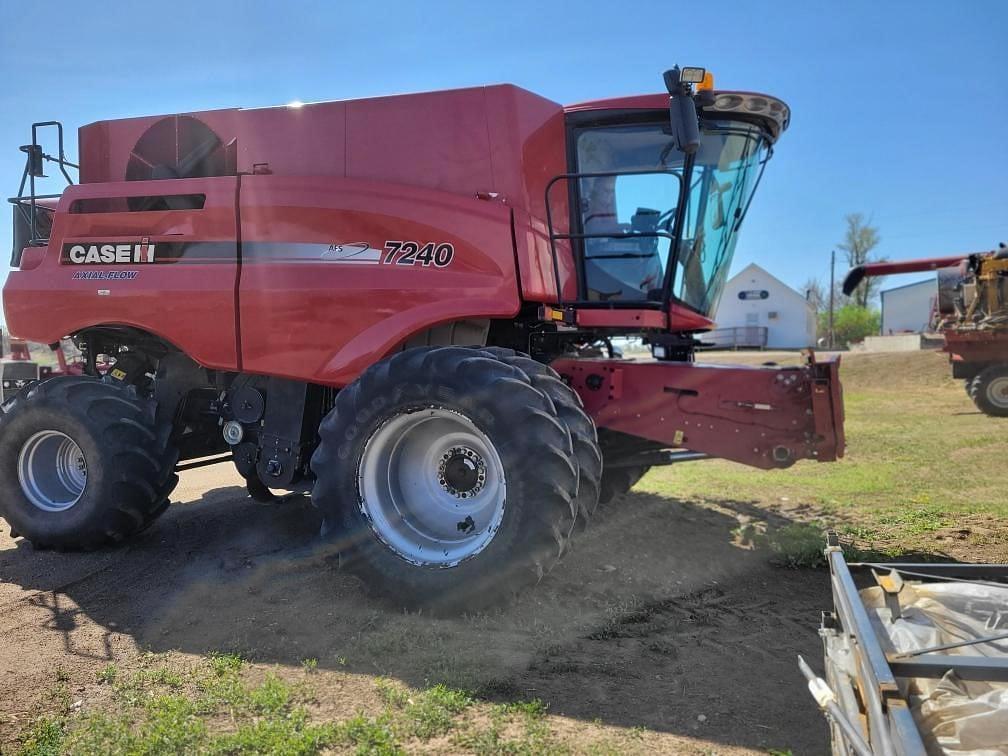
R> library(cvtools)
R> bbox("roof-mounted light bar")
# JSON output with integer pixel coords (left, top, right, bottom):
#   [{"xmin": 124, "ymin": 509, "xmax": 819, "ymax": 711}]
[{"xmin": 705, "ymin": 92, "xmax": 791, "ymax": 142}]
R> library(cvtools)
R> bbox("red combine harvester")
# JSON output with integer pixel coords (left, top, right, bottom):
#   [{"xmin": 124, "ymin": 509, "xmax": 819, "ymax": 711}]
[
  {"xmin": 845, "ymin": 244, "xmax": 1008, "ymax": 416},
  {"xmin": 3, "ymin": 67, "xmax": 844, "ymax": 609}
]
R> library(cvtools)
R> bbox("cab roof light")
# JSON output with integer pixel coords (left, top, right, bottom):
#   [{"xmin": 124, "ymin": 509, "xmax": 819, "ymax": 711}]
[
  {"xmin": 680, "ymin": 67, "xmax": 706, "ymax": 85},
  {"xmin": 696, "ymin": 71, "xmax": 715, "ymax": 91}
]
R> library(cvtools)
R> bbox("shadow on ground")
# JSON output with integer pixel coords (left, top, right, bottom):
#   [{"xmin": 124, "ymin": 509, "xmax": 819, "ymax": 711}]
[{"xmin": 0, "ymin": 470, "xmax": 833, "ymax": 752}]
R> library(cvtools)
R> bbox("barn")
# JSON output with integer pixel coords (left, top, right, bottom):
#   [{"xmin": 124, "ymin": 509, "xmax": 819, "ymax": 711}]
[
  {"xmin": 880, "ymin": 278, "xmax": 936, "ymax": 334},
  {"xmin": 711, "ymin": 263, "xmax": 816, "ymax": 349}
]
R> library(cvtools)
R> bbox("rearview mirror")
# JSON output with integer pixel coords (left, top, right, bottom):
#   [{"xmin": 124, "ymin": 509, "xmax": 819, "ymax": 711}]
[
  {"xmin": 663, "ymin": 67, "xmax": 701, "ymax": 155},
  {"xmin": 670, "ymin": 93, "xmax": 700, "ymax": 154}
]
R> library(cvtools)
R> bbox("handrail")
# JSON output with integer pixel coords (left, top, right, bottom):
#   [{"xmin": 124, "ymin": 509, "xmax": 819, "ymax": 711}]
[
  {"xmin": 12, "ymin": 121, "xmax": 78, "ymax": 254},
  {"xmin": 543, "ymin": 168, "xmax": 684, "ymax": 307}
]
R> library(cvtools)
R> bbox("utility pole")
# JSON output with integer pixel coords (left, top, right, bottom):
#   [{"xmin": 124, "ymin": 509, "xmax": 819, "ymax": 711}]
[{"xmin": 828, "ymin": 249, "xmax": 835, "ymax": 350}]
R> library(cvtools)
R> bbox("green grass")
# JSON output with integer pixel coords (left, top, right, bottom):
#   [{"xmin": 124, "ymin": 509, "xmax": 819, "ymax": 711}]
[
  {"xmin": 454, "ymin": 706, "xmax": 561, "ymax": 755},
  {"xmin": 18, "ymin": 656, "xmax": 336, "ymax": 756},
  {"xmin": 18, "ymin": 657, "xmax": 586, "ymax": 756},
  {"xmin": 17, "ymin": 717, "xmax": 64, "ymax": 756},
  {"xmin": 376, "ymin": 678, "xmax": 474, "ymax": 739},
  {"xmin": 96, "ymin": 664, "xmax": 118, "ymax": 685},
  {"xmin": 641, "ymin": 350, "xmax": 1008, "ymax": 557}
]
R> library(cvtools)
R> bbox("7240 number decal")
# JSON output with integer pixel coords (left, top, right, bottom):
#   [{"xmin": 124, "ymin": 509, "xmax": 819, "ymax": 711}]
[{"xmin": 383, "ymin": 241, "xmax": 454, "ymax": 267}]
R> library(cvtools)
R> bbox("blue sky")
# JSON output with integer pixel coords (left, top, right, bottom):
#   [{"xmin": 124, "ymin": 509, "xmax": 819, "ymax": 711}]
[{"xmin": 1, "ymin": 0, "xmax": 1005, "ymax": 303}]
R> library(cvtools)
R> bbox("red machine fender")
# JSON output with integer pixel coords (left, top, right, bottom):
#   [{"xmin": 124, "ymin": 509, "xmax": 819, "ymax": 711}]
[{"xmin": 553, "ymin": 352, "xmax": 844, "ymax": 470}]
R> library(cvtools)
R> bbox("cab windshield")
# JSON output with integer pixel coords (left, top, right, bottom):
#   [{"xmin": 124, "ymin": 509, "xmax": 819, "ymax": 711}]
[{"xmin": 572, "ymin": 118, "xmax": 768, "ymax": 315}]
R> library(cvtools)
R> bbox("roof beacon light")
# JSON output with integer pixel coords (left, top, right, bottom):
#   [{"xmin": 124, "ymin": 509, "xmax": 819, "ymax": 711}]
[
  {"xmin": 696, "ymin": 71, "xmax": 715, "ymax": 91},
  {"xmin": 680, "ymin": 67, "xmax": 706, "ymax": 85}
]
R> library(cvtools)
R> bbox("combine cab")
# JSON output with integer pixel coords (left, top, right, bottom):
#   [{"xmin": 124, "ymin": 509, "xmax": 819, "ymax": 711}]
[
  {"xmin": 3, "ymin": 67, "xmax": 844, "ymax": 609},
  {"xmin": 845, "ymin": 244, "xmax": 1008, "ymax": 416}
]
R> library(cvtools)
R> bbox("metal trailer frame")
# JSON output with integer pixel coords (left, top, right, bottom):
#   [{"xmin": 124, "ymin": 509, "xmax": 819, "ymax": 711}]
[{"xmin": 810, "ymin": 533, "xmax": 1008, "ymax": 756}]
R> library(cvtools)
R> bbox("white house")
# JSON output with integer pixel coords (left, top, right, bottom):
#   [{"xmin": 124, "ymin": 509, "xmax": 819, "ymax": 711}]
[
  {"xmin": 712, "ymin": 263, "xmax": 816, "ymax": 349},
  {"xmin": 880, "ymin": 278, "xmax": 936, "ymax": 334}
]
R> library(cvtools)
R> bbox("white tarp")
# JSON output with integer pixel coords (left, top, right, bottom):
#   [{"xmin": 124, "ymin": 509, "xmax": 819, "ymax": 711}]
[{"xmin": 861, "ymin": 581, "xmax": 1008, "ymax": 755}]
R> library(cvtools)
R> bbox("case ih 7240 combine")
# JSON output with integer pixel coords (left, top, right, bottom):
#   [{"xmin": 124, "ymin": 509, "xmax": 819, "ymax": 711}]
[{"xmin": 3, "ymin": 68, "xmax": 844, "ymax": 609}]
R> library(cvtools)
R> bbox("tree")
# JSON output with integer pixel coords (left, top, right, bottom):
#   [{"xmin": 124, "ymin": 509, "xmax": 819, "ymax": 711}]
[
  {"xmin": 839, "ymin": 213, "xmax": 886, "ymax": 308},
  {"xmin": 802, "ymin": 277, "xmax": 826, "ymax": 314},
  {"xmin": 802, "ymin": 277, "xmax": 833, "ymax": 340},
  {"xmin": 817, "ymin": 304, "xmax": 881, "ymax": 348}
]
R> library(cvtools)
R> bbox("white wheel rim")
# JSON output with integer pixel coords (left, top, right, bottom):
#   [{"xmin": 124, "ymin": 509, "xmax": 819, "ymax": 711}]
[
  {"xmin": 17, "ymin": 430, "xmax": 87, "ymax": 512},
  {"xmin": 987, "ymin": 376, "xmax": 1008, "ymax": 409},
  {"xmin": 358, "ymin": 407, "xmax": 506, "ymax": 567}
]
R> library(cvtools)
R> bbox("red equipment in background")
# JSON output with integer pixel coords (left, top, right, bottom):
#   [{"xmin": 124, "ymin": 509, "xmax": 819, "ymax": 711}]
[{"xmin": 844, "ymin": 245, "xmax": 1008, "ymax": 415}]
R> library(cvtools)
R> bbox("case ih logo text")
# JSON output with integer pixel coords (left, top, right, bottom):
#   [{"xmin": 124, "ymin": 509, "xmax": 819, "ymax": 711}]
[{"xmin": 65, "ymin": 242, "xmax": 156, "ymax": 264}]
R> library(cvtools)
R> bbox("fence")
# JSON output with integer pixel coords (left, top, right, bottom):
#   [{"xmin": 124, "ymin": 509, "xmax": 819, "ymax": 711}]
[{"xmin": 699, "ymin": 326, "xmax": 769, "ymax": 350}]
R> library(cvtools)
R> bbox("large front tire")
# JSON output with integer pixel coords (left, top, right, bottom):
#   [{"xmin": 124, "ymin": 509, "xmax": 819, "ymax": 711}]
[
  {"xmin": 480, "ymin": 349, "xmax": 602, "ymax": 528},
  {"xmin": 310, "ymin": 347, "xmax": 578, "ymax": 611},
  {"xmin": 0, "ymin": 377, "xmax": 179, "ymax": 549}
]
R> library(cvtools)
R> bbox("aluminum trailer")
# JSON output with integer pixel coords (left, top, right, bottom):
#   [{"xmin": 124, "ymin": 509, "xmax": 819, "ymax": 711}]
[{"xmin": 806, "ymin": 534, "xmax": 1008, "ymax": 755}]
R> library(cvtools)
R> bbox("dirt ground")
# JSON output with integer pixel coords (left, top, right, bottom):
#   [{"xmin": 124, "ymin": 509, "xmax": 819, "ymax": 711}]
[{"xmin": 0, "ymin": 462, "xmax": 830, "ymax": 754}]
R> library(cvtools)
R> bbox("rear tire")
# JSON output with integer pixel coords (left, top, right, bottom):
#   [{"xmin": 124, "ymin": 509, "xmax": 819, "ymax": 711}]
[
  {"xmin": 0, "ymin": 376, "xmax": 178, "ymax": 549},
  {"xmin": 970, "ymin": 365, "xmax": 1008, "ymax": 417},
  {"xmin": 310, "ymin": 347, "xmax": 578, "ymax": 612}
]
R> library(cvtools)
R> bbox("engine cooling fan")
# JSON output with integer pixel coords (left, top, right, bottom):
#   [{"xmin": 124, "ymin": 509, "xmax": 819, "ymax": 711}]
[{"xmin": 125, "ymin": 115, "xmax": 234, "ymax": 211}]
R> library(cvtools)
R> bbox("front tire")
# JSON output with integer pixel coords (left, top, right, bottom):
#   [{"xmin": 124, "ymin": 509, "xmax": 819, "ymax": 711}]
[
  {"xmin": 0, "ymin": 377, "xmax": 178, "ymax": 549},
  {"xmin": 310, "ymin": 347, "xmax": 578, "ymax": 611},
  {"xmin": 480, "ymin": 349, "xmax": 602, "ymax": 528}
]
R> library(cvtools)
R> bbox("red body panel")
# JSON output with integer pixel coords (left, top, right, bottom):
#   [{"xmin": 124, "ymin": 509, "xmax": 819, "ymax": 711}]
[
  {"xmin": 5, "ymin": 177, "xmax": 240, "ymax": 370},
  {"xmin": 238, "ymin": 175, "xmax": 520, "ymax": 384},
  {"xmin": 555, "ymin": 354, "xmax": 844, "ymax": 469},
  {"xmin": 574, "ymin": 308, "xmax": 667, "ymax": 329}
]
